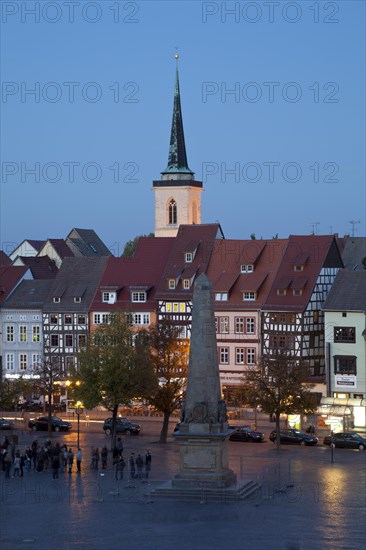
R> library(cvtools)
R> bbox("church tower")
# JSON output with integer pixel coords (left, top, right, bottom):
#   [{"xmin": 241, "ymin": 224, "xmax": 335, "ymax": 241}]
[{"xmin": 153, "ymin": 55, "xmax": 203, "ymax": 237}]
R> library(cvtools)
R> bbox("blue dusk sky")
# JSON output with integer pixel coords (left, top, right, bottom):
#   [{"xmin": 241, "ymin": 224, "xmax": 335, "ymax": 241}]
[{"xmin": 1, "ymin": 0, "xmax": 365, "ymax": 255}]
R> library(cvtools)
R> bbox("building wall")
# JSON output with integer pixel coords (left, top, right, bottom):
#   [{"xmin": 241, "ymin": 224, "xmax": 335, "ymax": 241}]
[
  {"xmin": 325, "ymin": 310, "xmax": 366, "ymax": 397},
  {"xmin": 2, "ymin": 309, "xmax": 43, "ymax": 378},
  {"xmin": 154, "ymin": 186, "xmax": 202, "ymax": 237}
]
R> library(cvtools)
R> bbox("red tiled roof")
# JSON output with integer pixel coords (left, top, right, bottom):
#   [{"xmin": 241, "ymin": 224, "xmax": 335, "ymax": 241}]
[
  {"xmin": 0, "ymin": 251, "xmax": 12, "ymax": 267},
  {"xmin": 155, "ymin": 224, "xmax": 223, "ymax": 300},
  {"xmin": 91, "ymin": 237, "xmax": 175, "ymax": 311},
  {"xmin": 0, "ymin": 266, "xmax": 29, "ymax": 304},
  {"xmin": 238, "ymin": 272, "xmax": 268, "ymax": 292},
  {"xmin": 213, "ymin": 271, "xmax": 239, "ymax": 292},
  {"xmin": 263, "ymin": 235, "xmax": 342, "ymax": 312},
  {"xmin": 206, "ymin": 239, "xmax": 287, "ymax": 310}
]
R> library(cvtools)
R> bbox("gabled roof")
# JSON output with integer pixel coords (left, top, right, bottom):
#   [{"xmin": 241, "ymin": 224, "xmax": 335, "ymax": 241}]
[
  {"xmin": 263, "ymin": 235, "xmax": 343, "ymax": 312},
  {"xmin": 45, "ymin": 239, "xmax": 75, "ymax": 259},
  {"xmin": 0, "ymin": 266, "xmax": 31, "ymax": 305},
  {"xmin": 323, "ymin": 269, "xmax": 366, "ymax": 312},
  {"xmin": 91, "ymin": 237, "xmax": 174, "ymax": 312},
  {"xmin": 206, "ymin": 239, "xmax": 286, "ymax": 310},
  {"xmin": 9, "ymin": 239, "xmax": 46, "ymax": 260},
  {"xmin": 0, "ymin": 251, "xmax": 11, "ymax": 267},
  {"xmin": 2, "ymin": 279, "xmax": 54, "ymax": 309},
  {"xmin": 66, "ymin": 228, "xmax": 112, "ymax": 257},
  {"xmin": 43, "ymin": 257, "xmax": 109, "ymax": 312},
  {"xmin": 17, "ymin": 256, "xmax": 58, "ymax": 279},
  {"xmin": 340, "ymin": 237, "xmax": 366, "ymax": 271},
  {"xmin": 155, "ymin": 224, "xmax": 223, "ymax": 300}
]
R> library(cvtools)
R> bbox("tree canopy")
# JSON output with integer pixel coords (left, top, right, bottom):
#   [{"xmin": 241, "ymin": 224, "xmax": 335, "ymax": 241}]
[
  {"xmin": 237, "ymin": 351, "xmax": 317, "ymax": 448},
  {"xmin": 121, "ymin": 233, "xmax": 154, "ymax": 258},
  {"xmin": 75, "ymin": 312, "xmax": 157, "ymax": 443},
  {"xmin": 144, "ymin": 319, "xmax": 189, "ymax": 443}
]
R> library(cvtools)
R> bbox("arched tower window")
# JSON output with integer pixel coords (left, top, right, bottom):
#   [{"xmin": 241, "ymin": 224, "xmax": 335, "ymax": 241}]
[{"xmin": 168, "ymin": 199, "xmax": 177, "ymax": 225}]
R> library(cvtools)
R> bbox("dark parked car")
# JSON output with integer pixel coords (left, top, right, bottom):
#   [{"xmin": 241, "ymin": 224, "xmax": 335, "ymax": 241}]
[
  {"xmin": 103, "ymin": 417, "xmax": 141, "ymax": 436},
  {"xmin": 229, "ymin": 426, "xmax": 265, "ymax": 442},
  {"xmin": 28, "ymin": 416, "xmax": 72, "ymax": 432},
  {"xmin": 323, "ymin": 432, "xmax": 366, "ymax": 450},
  {"xmin": 269, "ymin": 429, "xmax": 318, "ymax": 446},
  {"xmin": 0, "ymin": 418, "xmax": 14, "ymax": 430}
]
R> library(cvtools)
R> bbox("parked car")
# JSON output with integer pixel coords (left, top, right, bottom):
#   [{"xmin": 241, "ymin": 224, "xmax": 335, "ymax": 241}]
[
  {"xmin": 103, "ymin": 417, "xmax": 141, "ymax": 436},
  {"xmin": 269, "ymin": 429, "xmax": 318, "ymax": 446},
  {"xmin": 229, "ymin": 426, "xmax": 265, "ymax": 442},
  {"xmin": 323, "ymin": 432, "xmax": 366, "ymax": 450},
  {"xmin": 28, "ymin": 416, "xmax": 72, "ymax": 432},
  {"xmin": 0, "ymin": 418, "xmax": 14, "ymax": 430}
]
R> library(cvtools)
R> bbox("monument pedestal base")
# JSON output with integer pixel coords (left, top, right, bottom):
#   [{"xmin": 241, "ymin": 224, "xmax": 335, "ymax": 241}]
[{"xmin": 172, "ymin": 429, "xmax": 236, "ymax": 489}]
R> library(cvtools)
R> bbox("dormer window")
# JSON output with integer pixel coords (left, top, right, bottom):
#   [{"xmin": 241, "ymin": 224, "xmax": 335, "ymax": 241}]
[
  {"xmin": 131, "ymin": 291, "xmax": 146, "ymax": 303},
  {"xmin": 183, "ymin": 279, "xmax": 190, "ymax": 289},
  {"xmin": 74, "ymin": 297, "xmax": 81, "ymax": 303},
  {"xmin": 215, "ymin": 292, "xmax": 228, "ymax": 301},
  {"xmin": 168, "ymin": 279, "xmax": 176, "ymax": 289},
  {"xmin": 294, "ymin": 265, "xmax": 304, "ymax": 272},
  {"xmin": 102, "ymin": 292, "xmax": 110, "ymax": 302},
  {"xmin": 293, "ymin": 289, "xmax": 302, "ymax": 296},
  {"xmin": 243, "ymin": 291, "xmax": 256, "ymax": 301},
  {"xmin": 185, "ymin": 252, "xmax": 193, "ymax": 263},
  {"xmin": 277, "ymin": 289, "xmax": 287, "ymax": 296},
  {"xmin": 53, "ymin": 297, "xmax": 60, "ymax": 303},
  {"xmin": 240, "ymin": 264, "xmax": 254, "ymax": 273}
]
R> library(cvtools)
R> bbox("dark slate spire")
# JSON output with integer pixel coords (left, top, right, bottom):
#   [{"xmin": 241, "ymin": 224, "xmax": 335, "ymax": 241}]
[{"xmin": 161, "ymin": 54, "xmax": 194, "ymax": 179}]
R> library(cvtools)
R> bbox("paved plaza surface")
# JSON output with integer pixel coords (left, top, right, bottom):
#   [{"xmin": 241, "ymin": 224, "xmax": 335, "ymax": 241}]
[{"xmin": 1, "ymin": 416, "xmax": 365, "ymax": 550}]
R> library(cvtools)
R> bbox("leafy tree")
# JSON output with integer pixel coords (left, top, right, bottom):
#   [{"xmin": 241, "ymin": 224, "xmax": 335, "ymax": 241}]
[
  {"xmin": 238, "ymin": 351, "xmax": 316, "ymax": 449},
  {"xmin": 250, "ymin": 233, "xmax": 256, "ymax": 240},
  {"xmin": 33, "ymin": 358, "xmax": 63, "ymax": 437},
  {"xmin": 75, "ymin": 312, "xmax": 156, "ymax": 447},
  {"xmin": 0, "ymin": 377, "xmax": 33, "ymax": 411},
  {"xmin": 145, "ymin": 319, "xmax": 189, "ymax": 443},
  {"xmin": 122, "ymin": 233, "xmax": 154, "ymax": 257}
]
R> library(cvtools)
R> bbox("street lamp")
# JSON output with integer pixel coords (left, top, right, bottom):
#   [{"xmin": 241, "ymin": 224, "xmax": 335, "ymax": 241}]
[{"xmin": 75, "ymin": 401, "xmax": 84, "ymax": 449}]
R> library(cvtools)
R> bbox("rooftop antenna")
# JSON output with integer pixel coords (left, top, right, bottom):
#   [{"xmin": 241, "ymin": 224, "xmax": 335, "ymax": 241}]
[
  {"xmin": 311, "ymin": 222, "xmax": 320, "ymax": 235},
  {"xmin": 349, "ymin": 220, "xmax": 360, "ymax": 237},
  {"xmin": 329, "ymin": 226, "xmax": 333, "ymax": 234}
]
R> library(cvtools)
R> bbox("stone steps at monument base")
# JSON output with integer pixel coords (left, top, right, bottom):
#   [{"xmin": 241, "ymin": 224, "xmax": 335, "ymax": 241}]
[{"xmin": 149, "ymin": 479, "xmax": 262, "ymax": 502}]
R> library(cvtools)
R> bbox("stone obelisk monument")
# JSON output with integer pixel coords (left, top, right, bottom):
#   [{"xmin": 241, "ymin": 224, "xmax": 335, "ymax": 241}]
[{"xmin": 172, "ymin": 273, "xmax": 236, "ymax": 489}]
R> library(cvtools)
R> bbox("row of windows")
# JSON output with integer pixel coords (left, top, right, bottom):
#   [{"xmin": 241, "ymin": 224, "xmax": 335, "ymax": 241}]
[
  {"xmin": 6, "ymin": 325, "xmax": 41, "ymax": 343},
  {"xmin": 168, "ymin": 279, "xmax": 191, "ymax": 290},
  {"xmin": 93, "ymin": 313, "xmax": 151, "ymax": 326},
  {"xmin": 49, "ymin": 334, "xmax": 86, "ymax": 347},
  {"xmin": 5, "ymin": 353, "xmax": 41, "ymax": 370},
  {"xmin": 215, "ymin": 317, "xmax": 256, "ymax": 335},
  {"xmin": 219, "ymin": 347, "xmax": 256, "ymax": 365},
  {"xmin": 49, "ymin": 314, "xmax": 86, "ymax": 325},
  {"xmin": 215, "ymin": 291, "xmax": 257, "ymax": 302}
]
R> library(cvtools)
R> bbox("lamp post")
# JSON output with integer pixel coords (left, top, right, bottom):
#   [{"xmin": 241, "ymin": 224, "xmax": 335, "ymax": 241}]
[{"xmin": 75, "ymin": 401, "xmax": 84, "ymax": 449}]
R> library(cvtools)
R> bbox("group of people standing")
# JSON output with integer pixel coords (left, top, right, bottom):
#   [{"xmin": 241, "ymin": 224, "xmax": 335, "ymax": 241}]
[{"xmin": 0, "ymin": 437, "xmax": 82, "ymax": 479}]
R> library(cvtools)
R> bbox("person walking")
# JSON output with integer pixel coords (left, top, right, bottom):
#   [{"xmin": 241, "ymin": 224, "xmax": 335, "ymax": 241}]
[
  {"xmin": 136, "ymin": 453, "xmax": 144, "ymax": 480},
  {"xmin": 13, "ymin": 452, "xmax": 21, "ymax": 477},
  {"xmin": 67, "ymin": 448, "xmax": 74, "ymax": 474},
  {"xmin": 76, "ymin": 448, "xmax": 82, "ymax": 473},
  {"xmin": 114, "ymin": 455, "xmax": 125, "ymax": 481},
  {"xmin": 129, "ymin": 453, "xmax": 136, "ymax": 480},
  {"xmin": 52, "ymin": 452, "xmax": 60, "ymax": 479},
  {"xmin": 101, "ymin": 446, "xmax": 108, "ymax": 469},
  {"xmin": 4, "ymin": 452, "xmax": 12, "ymax": 478},
  {"xmin": 145, "ymin": 450, "xmax": 152, "ymax": 480}
]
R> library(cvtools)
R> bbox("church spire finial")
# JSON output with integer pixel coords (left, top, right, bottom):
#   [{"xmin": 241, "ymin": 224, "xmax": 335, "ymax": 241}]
[{"xmin": 161, "ymin": 53, "xmax": 194, "ymax": 179}]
